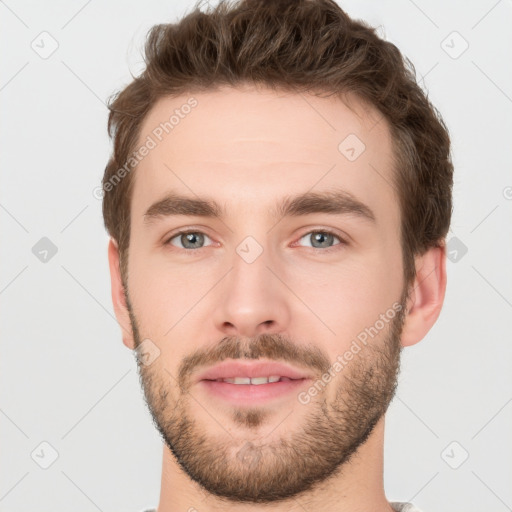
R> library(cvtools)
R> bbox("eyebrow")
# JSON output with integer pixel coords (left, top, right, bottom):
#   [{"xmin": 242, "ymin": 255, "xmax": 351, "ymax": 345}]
[{"xmin": 143, "ymin": 189, "xmax": 376, "ymax": 225}]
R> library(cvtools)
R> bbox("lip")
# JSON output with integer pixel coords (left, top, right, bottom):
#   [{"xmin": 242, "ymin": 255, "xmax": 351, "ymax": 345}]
[
  {"xmin": 194, "ymin": 359, "xmax": 313, "ymax": 383},
  {"xmin": 198, "ymin": 378, "xmax": 310, "ymax": 405}
]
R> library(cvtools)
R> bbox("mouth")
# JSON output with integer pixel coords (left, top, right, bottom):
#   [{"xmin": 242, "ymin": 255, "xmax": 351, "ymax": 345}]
[
  {"xmin": 198, "ymin": 377, "xmax": 309, "ymax": 404},
  {"xmin": 194, "ymin": 360, "xmax": 313, "ymax": 404},
  {"xmin": 194, "ymin": 359, "xmax": 313, "ymax": 384},
  {"xmin": 203, "ymin": 376, "xmax": 302, "ymax": 385}
]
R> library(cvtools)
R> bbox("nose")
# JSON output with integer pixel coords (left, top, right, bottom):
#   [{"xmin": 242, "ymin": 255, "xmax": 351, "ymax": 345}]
[{"xmin": 213, "ymin": 242, "xmax": 291, "ymax": 339}]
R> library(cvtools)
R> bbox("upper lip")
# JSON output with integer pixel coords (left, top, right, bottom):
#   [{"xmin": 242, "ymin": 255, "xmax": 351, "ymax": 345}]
[{"xmin": 195, "ymin": 360, "xmax": 313, "ymax": 383}]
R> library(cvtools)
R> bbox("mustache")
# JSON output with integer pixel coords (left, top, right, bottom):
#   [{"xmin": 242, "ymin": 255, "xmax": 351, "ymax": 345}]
[{"xmin": 177, "ymin": 333, "xmax": 332, "ymax": 388}]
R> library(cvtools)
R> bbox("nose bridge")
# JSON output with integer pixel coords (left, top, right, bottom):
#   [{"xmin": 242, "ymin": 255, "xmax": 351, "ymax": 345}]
[
  {"xmin": 213, "ymin": 230, "xmax": 290, "ymax": 337},
  {"xmin": 232, "ymin": 234, "xmax": 270, "ymax": 293}
]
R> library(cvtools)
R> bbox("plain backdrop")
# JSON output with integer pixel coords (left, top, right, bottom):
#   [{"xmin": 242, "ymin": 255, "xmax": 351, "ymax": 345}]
[{"xmin": 1, "ymin": 1, "xmax": 511, "ymax": 511}]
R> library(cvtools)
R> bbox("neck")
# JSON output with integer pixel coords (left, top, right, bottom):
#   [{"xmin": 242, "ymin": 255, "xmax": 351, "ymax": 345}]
[{"xmin": 155, "ymin": 416, "xmax": 394, "ymax": 512}]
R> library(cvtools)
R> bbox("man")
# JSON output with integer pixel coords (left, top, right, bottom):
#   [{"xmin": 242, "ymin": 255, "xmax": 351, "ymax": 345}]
[{"xmin": 102, "ymin": 0, "xmax": 453, "ymax": 510}]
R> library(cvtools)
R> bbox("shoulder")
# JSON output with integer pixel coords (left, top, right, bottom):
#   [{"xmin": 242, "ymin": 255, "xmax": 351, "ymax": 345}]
[{"xmin": 390, "ymin": 502, "xmax": 424, "ymax": 512}]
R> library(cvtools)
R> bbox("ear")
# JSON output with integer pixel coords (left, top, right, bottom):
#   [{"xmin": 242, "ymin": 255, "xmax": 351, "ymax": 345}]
[
  {"xmin": 400, "ymin": 244, "xmax": 447, "ymax": 347},
  {"xmin": 107, "ymin": 238, "xmax": 135, "ymax": 349}
]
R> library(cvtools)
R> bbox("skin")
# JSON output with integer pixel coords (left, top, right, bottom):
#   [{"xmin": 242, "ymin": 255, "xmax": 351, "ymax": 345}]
[{"xmin": 108, "ymin": 84, "xmax": 447, "ymax": 512}]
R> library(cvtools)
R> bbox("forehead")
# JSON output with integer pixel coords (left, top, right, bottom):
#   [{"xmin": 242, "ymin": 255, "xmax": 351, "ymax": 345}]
[{"xmin": 131, "ymin": 84, "xmax": 398, "ymax": 226}]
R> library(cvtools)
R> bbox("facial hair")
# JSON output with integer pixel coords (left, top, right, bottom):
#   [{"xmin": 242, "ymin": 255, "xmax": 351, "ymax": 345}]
[{"xmin": 125, "ymin": 290, "xmax": 407, "ymax": 505}]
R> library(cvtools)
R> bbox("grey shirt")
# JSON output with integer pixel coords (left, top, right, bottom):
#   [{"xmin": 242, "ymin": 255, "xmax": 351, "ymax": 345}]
[{"xmin": 141, "ymin": 502, "xmax": 423, "ymax": 511}]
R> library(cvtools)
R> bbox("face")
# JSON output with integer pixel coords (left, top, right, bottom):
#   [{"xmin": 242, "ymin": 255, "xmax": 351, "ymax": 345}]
[{"xmin": 122, "ymin": 84, "xmax": 409, "ymax": 503}]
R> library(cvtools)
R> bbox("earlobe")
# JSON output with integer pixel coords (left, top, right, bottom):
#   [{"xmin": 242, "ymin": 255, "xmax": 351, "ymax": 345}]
[
  {"xmin": 400, "ymin": 244, "xmax": 447, "ymax": 347},
  {"xmin": 107, "ymin": 238, "xmax": 135, "ymax": 349}
]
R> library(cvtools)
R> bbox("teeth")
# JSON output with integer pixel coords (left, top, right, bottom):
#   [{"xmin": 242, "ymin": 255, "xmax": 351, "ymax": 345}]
[{"xmin": 219, "ymin": 375, "xmax": 284, "ymax": 385}]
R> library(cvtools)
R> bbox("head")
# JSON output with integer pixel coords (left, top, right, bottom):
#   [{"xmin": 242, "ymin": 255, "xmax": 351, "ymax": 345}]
[{"xmin": 103, "ymin": 0, "xmax": 452, "ymax": 504}]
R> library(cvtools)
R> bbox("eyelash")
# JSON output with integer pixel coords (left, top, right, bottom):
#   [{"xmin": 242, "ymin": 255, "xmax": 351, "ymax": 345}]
[{"xmin": 163, "ymin": 228, "xmax": 348, "ymax": 254}]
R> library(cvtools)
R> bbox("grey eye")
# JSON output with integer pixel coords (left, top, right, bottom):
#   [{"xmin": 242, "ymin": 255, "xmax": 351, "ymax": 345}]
[
  {"xmin": 298, "ymin": 231, "xmax": 341, "ymax": 249},
  {"xmin": 169, "ymin": 232, "xmax": 212, "ymax": 249}
]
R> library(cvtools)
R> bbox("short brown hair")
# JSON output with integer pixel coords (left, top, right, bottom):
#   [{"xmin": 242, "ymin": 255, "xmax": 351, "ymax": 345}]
[{"xmin": 102, "ymin": 0, "xmax": 453, "ymax": 290}]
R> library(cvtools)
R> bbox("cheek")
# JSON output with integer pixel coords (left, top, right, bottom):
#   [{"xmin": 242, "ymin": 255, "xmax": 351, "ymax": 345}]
[
  {"xmin": 127, "ymin": 249, "xmax": 219, "ymax": 339},
  {"xmin": 126, "ymin": 250, "xmax": 173, "ymax": 338},
  {"xmin": 281, "ymin": 246, "xmax": 402, "ymax": 345},
  {"xmin": 127, "ymin": 229, "xmax": 403, "ymax": 348}
]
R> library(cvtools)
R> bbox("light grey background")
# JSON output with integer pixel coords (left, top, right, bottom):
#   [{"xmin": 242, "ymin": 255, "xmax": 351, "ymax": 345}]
[{"xmin": 1, "ymin": 1, "xmax": 511, "ymax": 511}]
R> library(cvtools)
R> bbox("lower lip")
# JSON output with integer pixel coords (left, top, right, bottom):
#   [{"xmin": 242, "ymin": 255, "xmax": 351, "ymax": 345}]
[{"xmin": 198, "ymin": 379, "xmax": 309, "ymax": 405}]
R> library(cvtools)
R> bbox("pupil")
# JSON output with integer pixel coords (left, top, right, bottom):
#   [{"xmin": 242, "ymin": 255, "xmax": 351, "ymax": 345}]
[
  {"xmin": 313, "ymin": 232, "xmax": 331, "ymax": 248},
  {"xmin": 183, "ymin": 233, "xmax": 203, "ymax": 248}
]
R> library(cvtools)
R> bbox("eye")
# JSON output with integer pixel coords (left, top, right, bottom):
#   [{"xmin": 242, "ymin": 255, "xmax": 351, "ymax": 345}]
[
  {"xmin": 165, "ymin": 230, "xmax": 214, "ymax": 250},
  {"xmin": 163, "ymin": 229, "xmax": 347, "ymax": 253},
  {"xmin": 295, "ymin": 230, "xmax": 347, "ymax": 251}
]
